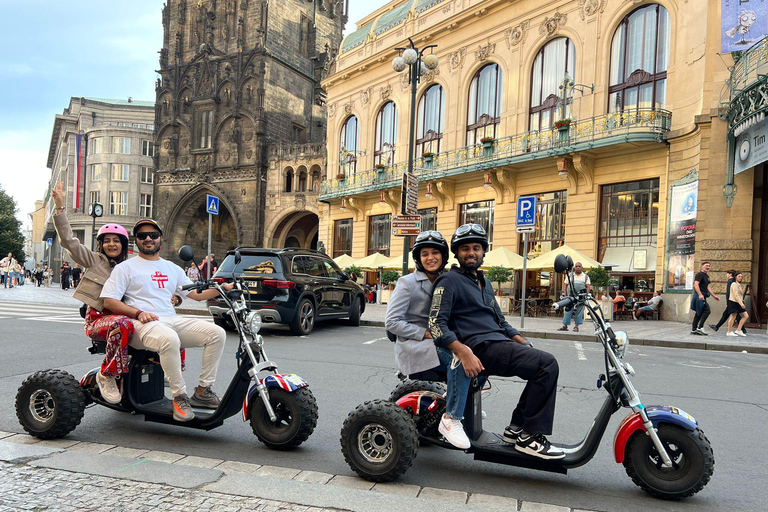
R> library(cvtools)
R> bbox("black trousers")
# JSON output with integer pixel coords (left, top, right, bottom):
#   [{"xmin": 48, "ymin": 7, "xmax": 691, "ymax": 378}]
[
  {"xmin": 476, "ymin": 339, "xmax": 559, "ymax": 435},
  {"xmin": 692, "ymin": 301, "xmax": 711, "ymax": 330}
]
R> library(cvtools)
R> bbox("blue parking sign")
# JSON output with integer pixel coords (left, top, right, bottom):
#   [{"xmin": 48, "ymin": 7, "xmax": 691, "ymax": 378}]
[
  {"xmin": 206, "ymin": 194, "xmax": 219, "ymax": 215},
  {"xmin": 516, "ymin": 195, "xmax": 536, "ymax": 232}
]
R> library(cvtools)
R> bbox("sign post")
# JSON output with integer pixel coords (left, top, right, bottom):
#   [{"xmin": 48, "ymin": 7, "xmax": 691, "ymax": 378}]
[
  {"xmin": 516, "ymin": 195, "xmax": 537, "ymax": 329},
  {"xmin": 206, "ymin": 194, "xmax": 220, "ymax": 280},
  {"xmin": 400, "ymin": 173, "xmax": 419, "ymax": 275}
]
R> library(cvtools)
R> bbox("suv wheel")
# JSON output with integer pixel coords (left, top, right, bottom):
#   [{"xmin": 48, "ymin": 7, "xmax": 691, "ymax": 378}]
[
  {"xmin": 348, "ymin": 296, "xmax": 362, "ymax": 326},
  {"xmin": 290, "ymin": 298, "xmax": 315, "ymax": 335}
]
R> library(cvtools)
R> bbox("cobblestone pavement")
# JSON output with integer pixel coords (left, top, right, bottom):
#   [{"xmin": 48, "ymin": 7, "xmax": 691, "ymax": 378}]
[
  {"xmin": 0, "ymin": 283, "xmax": 81, "ymax": 307},
  {"xmin": 0, "ymin": 461, "xmax": 344, "ymax": 512}
]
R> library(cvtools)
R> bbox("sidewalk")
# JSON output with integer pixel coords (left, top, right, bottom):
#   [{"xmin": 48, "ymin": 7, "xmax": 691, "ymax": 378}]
[
  {"xmin": 0, "ymin": 433, "xmax": 580, "ymax": 512},
  {"xmin": 4, "ymin": 285, "xmax": 766, "ymax": 354}
]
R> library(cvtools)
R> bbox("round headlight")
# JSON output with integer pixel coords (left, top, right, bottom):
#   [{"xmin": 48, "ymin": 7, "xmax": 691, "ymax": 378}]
[
  {"xmin": 247, "ymin": 311, "xmax": 262, "ymax": 334},
  {"xmin": 614, "ymin": 331, "xmax": 629, "ymax": 357}
]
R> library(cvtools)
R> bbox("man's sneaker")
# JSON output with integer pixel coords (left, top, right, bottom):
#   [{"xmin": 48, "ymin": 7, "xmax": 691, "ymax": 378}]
[
  {"xmin": 502, "ymin": 424, "xmax": 523, "ymax": 444},
  {"xmin": 735, "ymin": 330, "xmax": 747, "ymax": 337},
  {"xmin": 438, "ymin": 414, "xmax": 471, "ymax": 449},
  {"xmin": 189, "ymin": 386, "xmax": 221, "ymax": 409},
  {"xmin": 708, "ymin": 324, "xmax": 719, "ymax": 332},
  {"xmin": 696, "ymin": 328, "xmax": 708, "ymax": 336},
  {"xmin": 690, "ymin": 330, "xmax": 701, "ymax": 335},
  {"xmin": 515, "ymin": 433, "xmax": 565, "ymax": 460},
  {"xmin": 726, "ymin": 331, "xmax": 738, "ymax": 337},
  {"xmin": 96, "ymin": 371, "xmax": 121, "ymax": 404},
  {"xmin": 173, "ymin": 394, "xmax": 195, "ymax": 422}
]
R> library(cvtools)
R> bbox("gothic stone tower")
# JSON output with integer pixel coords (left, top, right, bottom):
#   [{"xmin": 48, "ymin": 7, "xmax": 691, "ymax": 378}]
[{"xmin": 154, "ymin": 0, "xmax": 345, "ymax": 261}]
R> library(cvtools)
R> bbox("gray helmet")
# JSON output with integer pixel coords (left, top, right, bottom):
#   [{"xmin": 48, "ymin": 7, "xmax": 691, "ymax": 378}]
[
  {"xmin": 450, "ymin": 223, "xmax": 488, "ymax": 254},
  {"xmin": 412, "ymin": 231, "xmax": 449, "ymax": 273}
]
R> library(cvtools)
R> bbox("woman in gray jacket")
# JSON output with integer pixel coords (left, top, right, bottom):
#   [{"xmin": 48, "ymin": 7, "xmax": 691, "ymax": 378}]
[
  {"xmin": 51, "ymin": 182, "xmax": 143, "ymax": 404},
  {"xmin": 385, "ymin": 231, "xmax": 473, "ymax": 450}
]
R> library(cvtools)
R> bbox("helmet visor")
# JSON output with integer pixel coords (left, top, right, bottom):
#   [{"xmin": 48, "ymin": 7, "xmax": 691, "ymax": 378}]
[{"xmin": 455, "ymin": 223, "xmax": 486, "ymax": 237}]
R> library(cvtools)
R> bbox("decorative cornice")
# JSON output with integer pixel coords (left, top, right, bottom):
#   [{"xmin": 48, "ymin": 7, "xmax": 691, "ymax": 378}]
[
  {"xmin": 448, "ymin": 47, "xmax": 467, "ymax": 74},
  {"xmin": 578, "ymin": 0, "xmax": 606, "ymax": 21}
]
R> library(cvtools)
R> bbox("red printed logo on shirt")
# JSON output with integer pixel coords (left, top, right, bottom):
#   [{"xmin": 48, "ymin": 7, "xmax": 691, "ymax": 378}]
[{"xmin": 151, "ymin": 271, "xmax": 169, "ymax": 289}]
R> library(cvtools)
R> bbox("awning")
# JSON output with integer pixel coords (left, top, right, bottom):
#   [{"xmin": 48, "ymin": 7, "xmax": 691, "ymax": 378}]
[{"xmin": 601, "ymin": 246, "xmax": 655, "ymax": 272}]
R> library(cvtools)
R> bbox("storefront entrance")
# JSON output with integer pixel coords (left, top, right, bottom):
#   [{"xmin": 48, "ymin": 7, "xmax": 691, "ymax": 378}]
[{"xmin": 756, "ymin": 165, "xmax": 768, "ymax": 323}]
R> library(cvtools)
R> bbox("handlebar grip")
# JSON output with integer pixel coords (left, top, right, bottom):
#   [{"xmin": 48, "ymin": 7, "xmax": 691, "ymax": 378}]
[
  {"xmin": 552, "ymin": 296, "xmax": 576, "ymax": 311},
  {"xmin": 181, "ymin": 283, "xmax": 197, "ymax": 291}
]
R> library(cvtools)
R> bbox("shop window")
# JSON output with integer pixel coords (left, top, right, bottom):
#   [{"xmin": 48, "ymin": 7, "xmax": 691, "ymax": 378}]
[
  {"xmin": 368, "ymin": 214, "xmax": 391, "ymax": 257},
  {"xmin": 459, "ymin": 200, "xmax": 494, "ymax": 249},
  {"xmin": 333, "ymin": 218, "xmax": 353, "ymax": 258}
]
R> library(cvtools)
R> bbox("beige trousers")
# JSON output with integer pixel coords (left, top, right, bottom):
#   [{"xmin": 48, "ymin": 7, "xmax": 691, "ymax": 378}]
[{"xmin": 130, "ymin": 316, "xmax": 226, "ymax": 398}]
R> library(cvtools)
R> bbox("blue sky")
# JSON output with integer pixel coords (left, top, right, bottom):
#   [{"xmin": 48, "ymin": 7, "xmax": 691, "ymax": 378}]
[{"xmin": 0, "ymin": 1, "xmax": 387, "ymax": 228}]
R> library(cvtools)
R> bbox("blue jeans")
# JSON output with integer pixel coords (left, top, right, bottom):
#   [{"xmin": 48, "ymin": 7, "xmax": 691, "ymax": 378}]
[
  {"xmin": 562, "ymin": 306, "xmax": 584, "ymax": 326},
  {"xmin": 435, "ymin": 346, "xmax": 473, "ymax": 421}
]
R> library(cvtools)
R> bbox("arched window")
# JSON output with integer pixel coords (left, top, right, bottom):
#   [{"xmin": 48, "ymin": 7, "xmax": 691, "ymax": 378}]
[
  {"xmin": 284, "ymin": 168, "xmax": 293, "ymax": 192},
  {"xmin": 608, "ymin": 4, "xmax": 670, "ymax": 113},
  {"xmin": 529, "ymin": 37, "xmax": 576, "ymax": 132},
  {"xmin": 311, "ymin": 169, "xmax": 320, "ymax": 191},
  {"xmin": 340, "ymin": 116, "xmax": 359, "ymax": 175},
  {"xmin": 374, "ymin": 102, "xmax": 397, "ymax": 166},
  {"xmin": 417, "ymin": 84, "xmax": 444, "ymax": 155},
  {"xmin": 298, "ymin": 169, "xmax": 307, "ymax": 191},
  {"xmin": 466, "ymin": 64, "xmax": 502, "ymax": 145}
]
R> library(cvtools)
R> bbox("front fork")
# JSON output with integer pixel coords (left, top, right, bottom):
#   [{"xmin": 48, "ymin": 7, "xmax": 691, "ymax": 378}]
[{"xmin": 242, "ymin": 335, "xmax": 278, "ymax": 423}]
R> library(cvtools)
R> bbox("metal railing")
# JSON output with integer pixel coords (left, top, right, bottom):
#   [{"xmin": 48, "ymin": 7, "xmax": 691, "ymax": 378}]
[
  {"xmin": 320, "ymin": 108, "xmax": 671, "ymax": 199},
  {"xmin": 726, "ymin": 36, "xmax": 768, "ymax": 98}
]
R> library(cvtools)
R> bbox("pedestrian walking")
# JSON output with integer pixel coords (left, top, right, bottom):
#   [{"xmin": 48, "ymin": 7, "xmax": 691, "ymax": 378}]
[
  {"xmin": 72, "ymin": 263, "xmax": 83, "ymax": 287},
  {"xmin": 558, "ymin": 262, "xmax": 591, "ymax": 332},
  {"xmin": 690, "ymin": 262, "xmax": 719, "ymax": 335},
  {"xmin": 43, "ymin": 265, "xmax": 52, "ymax": 287},
  {"xmin": 725, "ymin": 272, "xmax": 748, "ymax": 337},
  {"xmin": 186, "ymin": 261, "xmax": 201, "ymax": 282},
  {"xmin": 60, "ymin": 261, "xmax": 72, "ymax": 290},
  {"xmin": 1, "ymin": 253, "xmax": 18, "ymax": 288}
]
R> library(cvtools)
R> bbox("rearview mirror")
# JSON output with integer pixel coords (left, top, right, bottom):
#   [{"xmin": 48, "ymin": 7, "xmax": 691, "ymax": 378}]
[
  {"xmin": 179, "ymin": 245, "xmax": 195, "ymax": 263},
  {"xmin": 554, "ymin": 254, "xmax": 573, "ymax": 274},
  {"xmin": 234, "ymin": 249, "xmax": 241, "ymax": 265}
]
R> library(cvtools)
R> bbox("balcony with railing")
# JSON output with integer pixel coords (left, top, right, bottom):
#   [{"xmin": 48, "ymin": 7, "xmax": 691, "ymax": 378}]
[
  {"xmin": 320, "ymin": 108, "xmax": 672, "ymax": 200},
  {"xmin": 722, "ymin": 35, "xmax": 768, "ymax": 135}
]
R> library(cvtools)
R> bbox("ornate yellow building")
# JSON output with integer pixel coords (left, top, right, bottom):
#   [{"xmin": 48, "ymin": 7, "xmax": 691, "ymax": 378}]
[{"xmin": 319, "ymin": 0, "xmax": 767, "ymax": 323}]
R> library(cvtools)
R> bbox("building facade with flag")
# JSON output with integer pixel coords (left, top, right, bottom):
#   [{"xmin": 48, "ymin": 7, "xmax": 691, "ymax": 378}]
[
  {"xmin": 40, "ymin": 97, "xmax": 155, "ymax": 282},
  {"xmin": 319, "ymin": 0, "xmax": 768, "ymax": 323}
]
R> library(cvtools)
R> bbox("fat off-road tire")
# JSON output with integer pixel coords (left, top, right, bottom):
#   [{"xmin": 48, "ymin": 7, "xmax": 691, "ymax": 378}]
[
  {"xmin": 340, "ymin": 399, "xmax": 419, "ymax": 482},
  {"xmin": 250, "ymin": 387, "xmax": 318, "ymax": 450},
  {"xmin": 16, "ymin": 370, "xmax": 86, "ymax": 439}
]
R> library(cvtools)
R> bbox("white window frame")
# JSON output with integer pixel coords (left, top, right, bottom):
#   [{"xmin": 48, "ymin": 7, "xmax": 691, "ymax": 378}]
[
  {"xmin": 140, "ymin": 193, "xmax": 153, "ymax": 217},
  {"xmin": 111, "ymin": 164, "xmax": 129, "ymax": 181},
  {"xmin": 113, "ymin": 137, "xmax": 131, "ymax": 154},
  {"xmin": 110, "ymin": 191, "xmax": 128, "ymax": 216},
  {"xmin": 140, "ymin": 166, "xmax": 154, "ymax": 184},
  {"xmin": 91, "ymin": 164, "xmax": 102, "ymax": 181},
  {"xmin": 142, "ymin": 140, "xmax": 154, "ymax": 157}
]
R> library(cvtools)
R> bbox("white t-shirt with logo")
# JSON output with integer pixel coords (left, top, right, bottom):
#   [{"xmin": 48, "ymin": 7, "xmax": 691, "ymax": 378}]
[{"xmin": 101, "ymin": 257, "xmax": 193, "ymax": 318}]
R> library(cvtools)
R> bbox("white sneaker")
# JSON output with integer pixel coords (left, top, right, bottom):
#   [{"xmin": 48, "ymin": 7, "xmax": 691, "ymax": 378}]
[
  {"xmin": 735, "ymin": 330, "xmax": 747, "ymax": 337},
  {"xmin": 726, "ymin": 331, "xmax": 738, "ymax": 337},
  {"xmin": 438, "ymin": 414, "xmax": 471, "ymax": 449},
  {"xmin": 96, "ymin": 371, "xmax": 121, "ymax": 404}
]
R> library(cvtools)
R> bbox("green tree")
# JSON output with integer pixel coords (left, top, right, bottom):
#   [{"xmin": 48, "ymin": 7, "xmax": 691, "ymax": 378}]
[
  {"xmin": 486, "ymin": 266, "xmax": 512, "ymax": 295},
  {"xmin": 344, "ymin": 264, "xmax": 363, "ymax": 279},
  {"xmin": 0, "ymin": 186, "xmax": 26, "ymax": 263},
  {"xmin": 380, "ymin": 269, "xmax": 400, "ymax": 285},
  {"xmin": 587, "ymin": 266, "xmax": 610, "ymax": 289}
]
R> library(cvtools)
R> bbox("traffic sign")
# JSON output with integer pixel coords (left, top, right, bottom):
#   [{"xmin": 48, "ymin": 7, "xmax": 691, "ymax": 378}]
[
  {"xmin": 392, "ymin": 215, "xmax": 421, "ymax": 237},
  {"xmin": 46, "ymin": 238, "xmax": 52, "ymax": 247},
  {"xmin": 516, "ymin": 195, "xmax": 536, "ymax": 233},
  {"xmin": 401, "ymin": 173, "xmax": 419, "ymax": 215},
  {"xmin": 206, "ymin": 194, "xmax": 220, "ymax": 215}
]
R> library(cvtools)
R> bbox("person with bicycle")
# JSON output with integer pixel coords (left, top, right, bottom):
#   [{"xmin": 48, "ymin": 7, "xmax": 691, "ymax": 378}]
[
  {"xmin": 428, "ymin": 224, "xmax": 564, "ymax": 460},
  {"xmin": 101, "ymin": 219, "xmax": 233, "ymax": 422},
  {"xmin": 385, "ymin": 231, "xmax": 474, "ymax": 449}
]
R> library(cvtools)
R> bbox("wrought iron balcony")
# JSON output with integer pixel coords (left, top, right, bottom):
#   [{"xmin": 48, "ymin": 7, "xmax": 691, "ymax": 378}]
[
  {"xmin": 722, "ymin": 36, "xmax": 768, "ymax": 135},
  {"xmin": 320, "ymin": 108, "xmax": 671, "ymax": 200}
]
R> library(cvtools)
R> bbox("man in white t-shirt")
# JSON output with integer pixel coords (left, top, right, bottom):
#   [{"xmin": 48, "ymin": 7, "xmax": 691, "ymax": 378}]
[
  {"xmin": 558, "ymin": 261, "xmax": 591, "ymax": 333},
  {"xmin": 101, "ymin": 219, "xmax": 233, "ymax": 422}
]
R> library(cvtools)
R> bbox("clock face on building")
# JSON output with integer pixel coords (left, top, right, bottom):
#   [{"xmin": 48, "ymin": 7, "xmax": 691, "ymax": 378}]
[
  {"xmin": 739, "ymin": 137, "xmax": 751, "ymax": 162},
  {"xmin": 94, "ymin": 204, "xmax": 104, "ymax": 217}
]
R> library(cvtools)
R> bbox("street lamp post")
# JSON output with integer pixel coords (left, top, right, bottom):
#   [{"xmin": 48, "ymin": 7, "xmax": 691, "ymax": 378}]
[{"xmin": 392, "ymin": 38, "xmax": 438, "ymax": 276}]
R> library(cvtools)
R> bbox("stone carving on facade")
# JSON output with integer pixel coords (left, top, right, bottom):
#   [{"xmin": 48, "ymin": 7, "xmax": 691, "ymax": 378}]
[
  {"xmin": 578, "ymin": 0, "xmax": 606, "ymax": 20},
  {"xmin": 157, "ymin": 171, "xmax": 196, "ymax": 184},
  {"xmin": 343, "ymin": 102, "xmax": 354, "ymax": 115},
  {"xmin": 505, "ymin": 20, "xmax": 530, "ymax": 48},
  {"xmin": 360, "ymin": 87, "xmax": 373, "ymax": 105},
  {"xmin": 295, "ymin": 194, "xmax": 307, "ymax": 211},
  {"xmin": 380, "ymin": 85, "xmax": 391, "ymax": 101},
  {"xmin": 212, "ymin": 169, "xmax": 258, "ymax": 182},
  {"xmin": 540, "ymin": 13, "xmax": 567, "ymax": 36},
  {"xmin": 448, "ymin": 47, "xmax": 466, "ymax": 74},
  {"xmin": 198, "ymin": 154, "xmax": 212, "ymax": 173},
  {"xmin": 400, "ymin": 72, "xmax": 410, "ymax": 92},
  {"xmin": 328, "ymin": 102, "xmax": 337, "ymax": 118},
  {"xmin": 474, "ymin": 43, "xmax": 496, "ymax": 62},
  {"xmin": 424, "ymin": 66, "xmax": 440, "ymax": 83}
]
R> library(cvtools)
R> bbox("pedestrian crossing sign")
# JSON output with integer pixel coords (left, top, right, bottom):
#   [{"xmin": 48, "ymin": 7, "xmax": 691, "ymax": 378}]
[{"xmin": 206, "ymin": 194, "xmax": 220, "ymax": 215}]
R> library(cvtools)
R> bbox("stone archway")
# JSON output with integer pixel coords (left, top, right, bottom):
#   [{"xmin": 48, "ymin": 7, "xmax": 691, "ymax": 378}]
[
  {"xmin": 268, "ymin": 211, "xmax": 320, "ymax": 249},
  {"xmin": 165, "ymin": 187, "xmax": 239, "ymax": 262}
]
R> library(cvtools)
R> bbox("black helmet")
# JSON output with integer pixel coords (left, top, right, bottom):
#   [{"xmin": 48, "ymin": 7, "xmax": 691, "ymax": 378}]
[
  {"xmin": 412, "ymin": 231, "xmax": 449, "ymax": 273},
  {"xmin": 450, "ymin": 223, "xmax": 488, "ymax": 254}
]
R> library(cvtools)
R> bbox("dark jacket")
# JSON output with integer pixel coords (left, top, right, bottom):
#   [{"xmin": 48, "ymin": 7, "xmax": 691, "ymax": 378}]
[{"xmin": 428, "ymin": 266, "xmax": 520, "ymax": 350}]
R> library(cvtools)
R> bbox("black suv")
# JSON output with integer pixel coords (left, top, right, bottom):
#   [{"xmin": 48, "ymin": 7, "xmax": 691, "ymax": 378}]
[{"xmin": 207, "ymin": 247, "xmax": 365, "ymax": 335}]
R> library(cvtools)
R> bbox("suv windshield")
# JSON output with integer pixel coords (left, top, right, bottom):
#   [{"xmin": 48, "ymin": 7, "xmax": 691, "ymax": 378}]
[{"xmin": 219, "ymin": 254, "xmax": 283, "ymax": 275}]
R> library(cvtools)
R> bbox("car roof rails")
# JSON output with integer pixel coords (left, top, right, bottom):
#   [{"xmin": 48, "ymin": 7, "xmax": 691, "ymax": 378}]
[{"xmin": 279, "ymin": 247, "xmax": 326, "ymax": 255}]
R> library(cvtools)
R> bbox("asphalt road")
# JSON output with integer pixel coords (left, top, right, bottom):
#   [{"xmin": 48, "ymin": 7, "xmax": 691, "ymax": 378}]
[{"xmin": 1, "ymin": 303, "xmax": 766, "ymax": 512}]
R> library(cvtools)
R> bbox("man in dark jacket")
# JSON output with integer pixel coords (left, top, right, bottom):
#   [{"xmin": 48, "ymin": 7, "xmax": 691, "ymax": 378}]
[{"xmin": 428, "ymin": 224, "xmax": 563, "ymax": 460}]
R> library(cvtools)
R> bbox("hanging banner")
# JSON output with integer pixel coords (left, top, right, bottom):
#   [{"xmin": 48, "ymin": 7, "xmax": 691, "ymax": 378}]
[
  {"xmin": 666, "ymin": 174, "xmax": 699, "ymax": 291},
  {"xmin": 735, "ymin": 116, "xmax": 768, "ymax": 174},
  {"xmin": 722, "ymin": 0, "xmax": 768, "ymax": 53}
]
